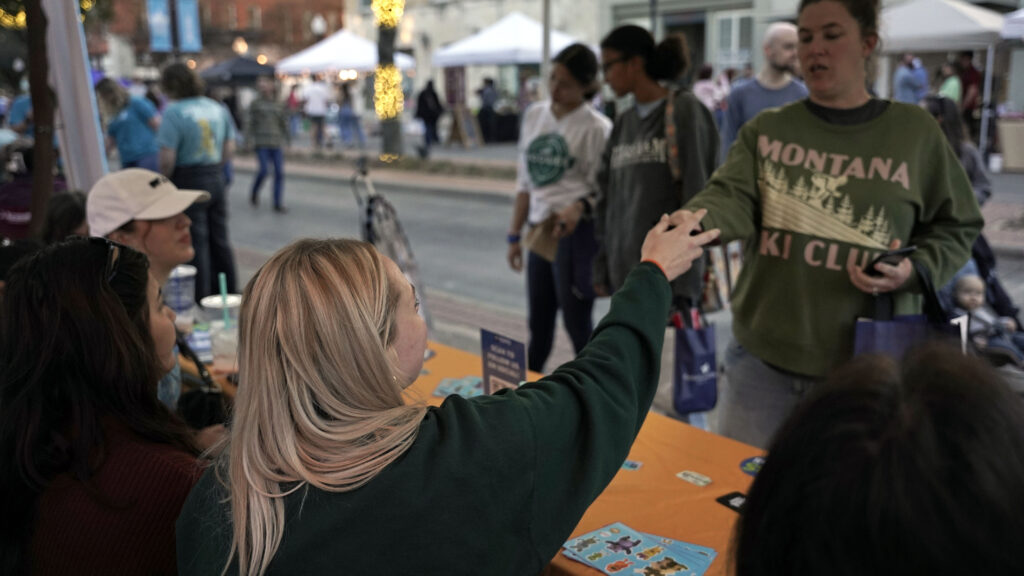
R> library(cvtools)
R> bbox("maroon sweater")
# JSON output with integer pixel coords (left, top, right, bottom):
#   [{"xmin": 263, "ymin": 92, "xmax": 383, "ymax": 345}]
[{"xmin": 27, "ymin": 423, "xmax": 200, "ymax": 575}]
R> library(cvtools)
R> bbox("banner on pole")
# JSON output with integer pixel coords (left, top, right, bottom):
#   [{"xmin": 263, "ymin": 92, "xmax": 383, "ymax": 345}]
[
  {"xmin": 147, "ymin": 0, "xmax": 173, "ymax": 53},
  {"xmin": 176, "ymin": 0, "xmax": 203, "ymax": 53}
]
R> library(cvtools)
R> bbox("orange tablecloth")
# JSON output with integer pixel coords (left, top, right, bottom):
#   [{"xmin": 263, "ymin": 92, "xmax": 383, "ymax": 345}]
[{"xmin": 408, "ymin": 341, "xmax": 761, "ymax": 576}]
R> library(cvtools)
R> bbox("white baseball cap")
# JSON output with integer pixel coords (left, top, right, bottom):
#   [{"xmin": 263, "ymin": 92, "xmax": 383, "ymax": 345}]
[{"xmin": 87, "ymin": 168, "xmax": 210, "ymax": 238}]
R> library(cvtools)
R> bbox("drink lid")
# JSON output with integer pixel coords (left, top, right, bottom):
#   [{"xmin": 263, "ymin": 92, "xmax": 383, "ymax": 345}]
[
  {"xmin": 169, "ymin": 265, "xmax": 198, "ymax": 278},
  {"xmin": 200, "ymin": 294, "xmax": 242, "ymax": 309}
]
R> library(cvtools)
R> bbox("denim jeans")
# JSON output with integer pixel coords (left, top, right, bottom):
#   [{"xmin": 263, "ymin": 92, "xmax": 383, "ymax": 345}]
[
  {"xmin": 717, "ymin": 341, "xmax": 822, "ymax": 448},
  {"xmin": 525, "ymin": 221, "xmax": 598, "ymax": 373},
  {"xmin": 172, "ymin": 164, "xmax": 237, "ymax": 299},
  {"xmin": 252, "ymin": 147, "xmax": 285, "ymax": 208}
]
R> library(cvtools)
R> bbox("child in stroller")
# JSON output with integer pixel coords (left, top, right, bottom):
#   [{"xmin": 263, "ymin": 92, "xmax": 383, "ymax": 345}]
[{"xmin": 954, "ymin": 274, "xmax": 1024, "ymax": 367}]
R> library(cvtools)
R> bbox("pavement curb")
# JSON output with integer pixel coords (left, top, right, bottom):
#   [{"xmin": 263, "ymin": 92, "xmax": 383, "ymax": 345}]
[{"xmin": 234, "ymin": 156, "xmax": 517, "ymax": 200}]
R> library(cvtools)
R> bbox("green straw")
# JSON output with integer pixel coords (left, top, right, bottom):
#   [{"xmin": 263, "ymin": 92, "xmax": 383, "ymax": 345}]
[{"xmin": 219, "ymin": 272, "xmax": 230, "ymax": 329}]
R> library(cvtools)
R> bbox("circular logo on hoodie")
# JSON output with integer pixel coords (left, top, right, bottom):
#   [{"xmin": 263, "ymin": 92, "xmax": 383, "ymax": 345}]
[{"xmin": 526, "ymin": 133, "xmax": 574, "ymax": 188}]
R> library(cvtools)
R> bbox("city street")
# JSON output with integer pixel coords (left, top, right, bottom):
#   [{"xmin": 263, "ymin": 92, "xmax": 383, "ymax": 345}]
[
  {"xmin": 228, "ymin": 160, "xmax": 1024, "ymax": 374},
  {"xmin": 228, "ymin": 162, "xmax": 609, "ymax": 368}
]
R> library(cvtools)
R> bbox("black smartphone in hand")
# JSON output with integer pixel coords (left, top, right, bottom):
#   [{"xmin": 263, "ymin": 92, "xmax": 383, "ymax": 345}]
[{"xmin": 864, "ymin": 245, "xmax": 917, "ymax": 277}]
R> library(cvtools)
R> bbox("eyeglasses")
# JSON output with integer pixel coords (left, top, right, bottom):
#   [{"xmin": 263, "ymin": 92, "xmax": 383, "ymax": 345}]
[
  {"xmin": 88, "ymin": 237, "xmax": 124, "ymax": 283},
  {"xmin": 601, "ymin": 57, "xmax": 627, "ymax": 75}
]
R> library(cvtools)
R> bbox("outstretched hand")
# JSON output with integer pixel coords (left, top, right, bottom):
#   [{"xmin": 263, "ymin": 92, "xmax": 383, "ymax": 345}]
[{"xmin": 640, "ymin": 209, "xmax": 720, "ymax": 282}]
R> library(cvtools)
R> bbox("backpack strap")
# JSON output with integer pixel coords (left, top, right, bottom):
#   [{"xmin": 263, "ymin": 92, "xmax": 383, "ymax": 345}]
[{"xmin": 663, "ymin": 89, "xmax": 682, "ymax": 187}]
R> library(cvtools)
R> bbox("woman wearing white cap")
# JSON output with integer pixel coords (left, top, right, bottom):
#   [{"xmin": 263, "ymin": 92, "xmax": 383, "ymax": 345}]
[
  {"xmin": 87, "ymin": 168, "xmax": 209, "ymax": 411},
  {"xmin": 86, "ymin": 168, "xmax": 209, "ymax": 286}
]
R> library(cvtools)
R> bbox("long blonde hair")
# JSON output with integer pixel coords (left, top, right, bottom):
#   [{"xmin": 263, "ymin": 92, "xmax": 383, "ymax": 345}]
[{"xmin": 222, "ymin": 238, "xmax": 427, "ymax": 576}]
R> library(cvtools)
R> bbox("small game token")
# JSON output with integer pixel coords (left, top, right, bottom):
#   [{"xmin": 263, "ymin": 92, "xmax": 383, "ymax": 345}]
[
  {"xmin": 621, "ymin": 459, "xmax": 643, "ymax": 471},
  {"xmin": 739, "ymin": 455, "xmax": 765, "ymax": 477},
  {"xmin": 676, "ymin": 470, "xmax": 712, "ymax": 487},
  {"xmin": 716, "ymin": 491, "xmax": 747, "ymax": 513}
]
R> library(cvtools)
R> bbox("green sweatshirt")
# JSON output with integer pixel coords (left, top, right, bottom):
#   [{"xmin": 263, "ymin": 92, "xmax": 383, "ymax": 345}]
[
  {"xmin": 176, "ymin": 263, "xmax": 671, "ymax": 576},
  {"xmin": 686, "ymin": 101, "xmax": 982, "ymax": 376}
]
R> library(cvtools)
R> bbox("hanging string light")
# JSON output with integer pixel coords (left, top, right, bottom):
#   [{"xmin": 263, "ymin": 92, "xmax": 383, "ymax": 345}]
[
  {"xmin": 371, "ymin": 0, "xmax": 404, "ymax": 29},
  {"xmin": 0, "ymin": 8, "xmax": 26, "ymax": 29},
  {"xmin": 374, "ymin": 64, "xmax": 404, "ymax": 120}
]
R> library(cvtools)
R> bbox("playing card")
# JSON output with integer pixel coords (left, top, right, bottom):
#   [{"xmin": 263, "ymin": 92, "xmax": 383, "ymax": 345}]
[{"xmin": 562, "ymin": 522, "xmax": 717, "ymax": 575}]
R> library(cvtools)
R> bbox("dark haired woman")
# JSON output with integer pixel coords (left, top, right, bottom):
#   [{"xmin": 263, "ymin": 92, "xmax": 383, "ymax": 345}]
[
  {"xmin": 684, "ymin": 0, "xmax": 982, "ymax": 447},
  {"xmin": 41, "ymin": 190, "xmax": 88, "ymax": 244},
  {"xmin": 0, "ymin": 237, "xmax": 201, "ymax": 574},
  {"xmin": 732, "ymin": 345, "xmax": 1024, "ymax": 575},
  {"xmin": 595, "ymin": 25, "xmax": 719, "ymax": 416},
  {"xmin": 157, "ymin": 61, "xmax": 238, "ymax": 299},
  {"xmin": 507, "ymin": 43, "xmax": 612, "ymax": 372}
]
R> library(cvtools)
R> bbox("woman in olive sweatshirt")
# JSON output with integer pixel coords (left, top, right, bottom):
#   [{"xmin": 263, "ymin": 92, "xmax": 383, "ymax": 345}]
[
  {"xmin": 684, "ymin": 0, "xmax": 982, "ymax": 448},
  {"xmin": 176, "ymin": 211, "xmax": 719, "ymax": 576}
]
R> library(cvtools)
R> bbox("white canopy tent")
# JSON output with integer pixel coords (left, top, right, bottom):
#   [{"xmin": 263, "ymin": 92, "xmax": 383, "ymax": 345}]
[
  {"xmin": 880, "ymin": 0, "xmax": 1005, "ymax": 154},
  {"xmin": 1001, "ymin": 7, "xmax": 1024, "ymax": 40},
  {"xmin": 433, "ymin": 11, "xmax": 577, "ymax": 67},
  {"xmin": 276, "ymin": 29, "xmax": 415, "ymax": 75}
]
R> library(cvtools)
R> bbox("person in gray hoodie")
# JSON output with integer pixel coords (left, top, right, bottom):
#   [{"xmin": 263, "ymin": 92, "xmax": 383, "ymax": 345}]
[{"xmin": 595, "ymin": 25, "xmax": 719, "ymax": 417}]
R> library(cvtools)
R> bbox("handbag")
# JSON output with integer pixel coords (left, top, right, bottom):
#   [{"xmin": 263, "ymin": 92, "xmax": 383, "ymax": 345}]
[
  {"xmin": 175, "ymin": 333, "xmax": 229, "ymax": 429},
  {"xmin": 853, "ymin": 260, "xmax": 961, "ymax": 358},
  {"xmin": 524, "ymin": 215, "xmax": 559, "ymax": 262},
  {"xmin": 672, "ymin": 311, "xmax": 718, "ymax": 414}
]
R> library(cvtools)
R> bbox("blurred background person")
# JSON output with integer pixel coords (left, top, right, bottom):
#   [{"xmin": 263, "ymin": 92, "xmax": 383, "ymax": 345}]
[
  {"xmin": 285, "ymin": 85, "xmax": 303, "ymax": 138},
  {"xmin": 937, "ymin": 62, "xmax": 962, "ymax": 104},
  {"xmin": 415, "ymin": 80, "xmax": 444, "ymax": 158},
  {"xmin": 719, "ymin": 22, "xmax": 806, "ymax": 161},
  {"xmin": 95, "ymin": 78, "xmax": 162, "ymax": 172},
  {"xmin": 302, "ymin": 74, "xmax": 332, "ymax": 151},
  {"xmin": 0, "ymin": 238, "xmax": 201, "ymax": 575},
  {"xmin": 892, "ymin": 53, "xmax": 925, "ymax": 104},
  {"xmin": 337, "ymin": 83, "xmax": 365, "ymax": 149},
  {"xmin": 477, "ymin": 77, "xmax": 499, "ymax": 143},
  {"xmin": 957, "ymin": 51, "xmax": 982, "ymax": 142},
  {"xmin": 245, "ymin": 77, "xmax": 289, "ymax": 213},
  {"xmin": 157, "ymin": 62, "xmax": 238, "ymax": 298}
]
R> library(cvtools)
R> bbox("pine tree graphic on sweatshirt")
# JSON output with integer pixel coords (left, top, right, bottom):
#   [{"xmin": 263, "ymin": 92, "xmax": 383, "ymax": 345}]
[{"xmin": 758, "ymin": 159, "xmax": 892, "ymax": 250}]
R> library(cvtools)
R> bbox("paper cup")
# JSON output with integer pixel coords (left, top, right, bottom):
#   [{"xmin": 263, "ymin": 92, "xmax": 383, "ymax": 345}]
[{"xmin": 166, "ymin": 265, "xmax": 197, "ymax": 327}]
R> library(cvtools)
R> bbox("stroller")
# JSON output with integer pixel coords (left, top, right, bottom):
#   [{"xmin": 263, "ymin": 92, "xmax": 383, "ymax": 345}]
[{"xmin": 938, "ymin": 233, "xmax": 1024, "ymax": 392}]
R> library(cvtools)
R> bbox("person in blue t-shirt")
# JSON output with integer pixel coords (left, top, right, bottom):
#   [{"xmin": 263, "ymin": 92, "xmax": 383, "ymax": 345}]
[
  {"xmin": 719, "ymin": 22, "xmax": 808, "ymax": 162},
  {"xmin": 156, "ymin": 62, "xmax": 237, "ymax": 300},
  {"xmin": 96, "ymin": 78, "xmax": 161, "ymax": 172}
]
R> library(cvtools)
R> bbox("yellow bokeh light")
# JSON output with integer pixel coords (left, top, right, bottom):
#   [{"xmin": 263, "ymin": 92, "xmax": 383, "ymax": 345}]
[
  {"xmin": 257, "ymin": 54, "xmax": 268, "ymax": 65},
  {"xmin": 371, "ymin": 0, "xmax": 404, "ymax": 29},
  {"xmin": 374, "ymin": 64, "xmax": 404, "ymax": 120}
]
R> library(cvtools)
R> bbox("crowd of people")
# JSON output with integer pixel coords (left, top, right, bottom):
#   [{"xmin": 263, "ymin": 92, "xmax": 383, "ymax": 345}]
[{"xmin": 0, "ymin": 0, "xmax": 1023, "ymax": 574}]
